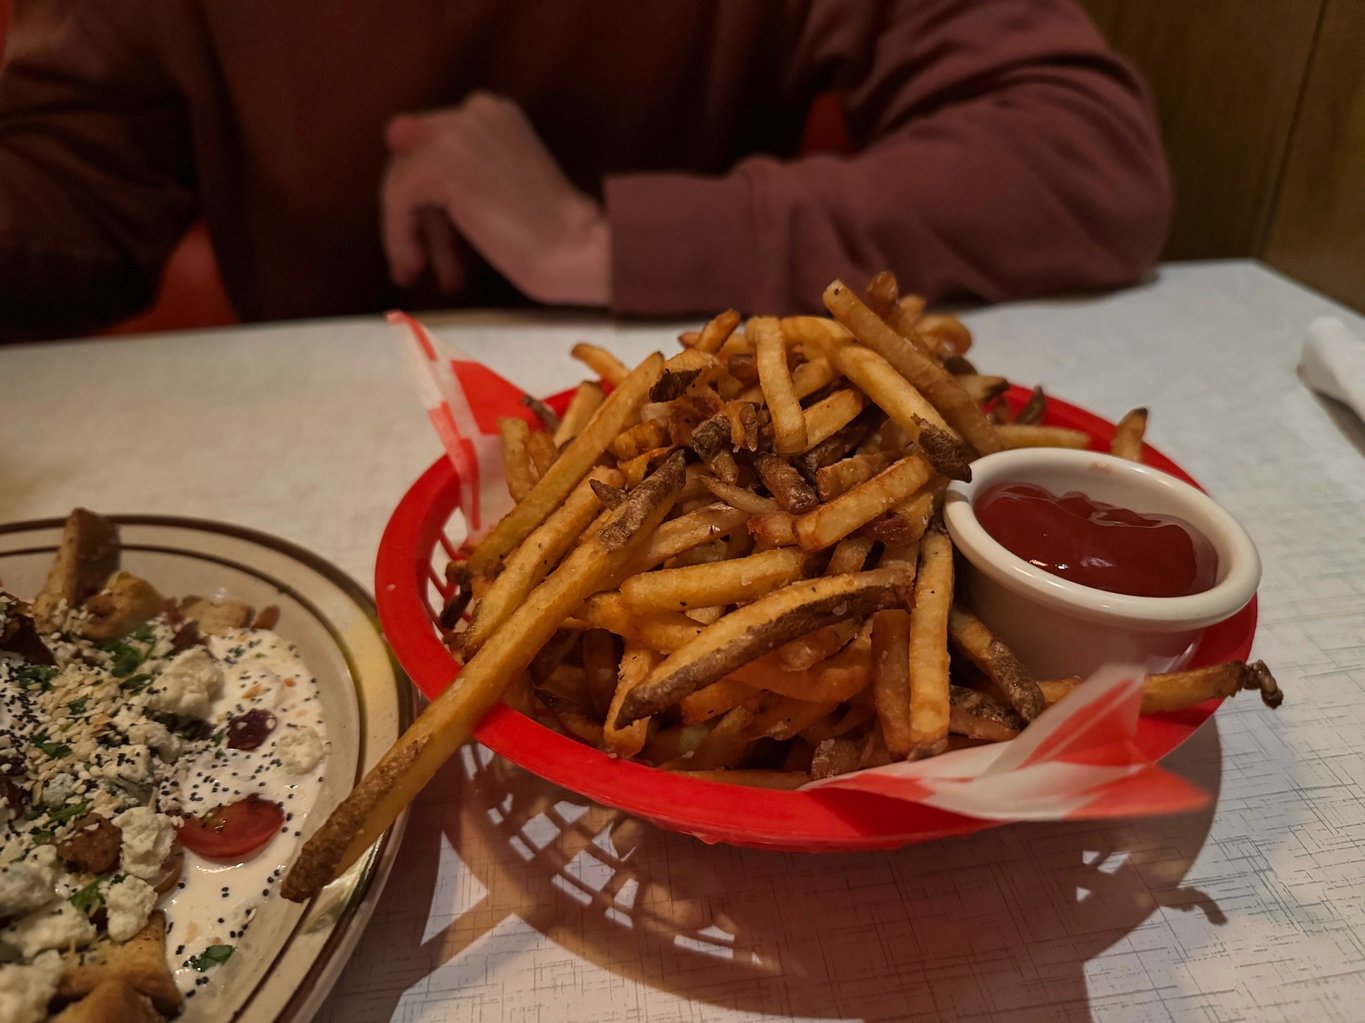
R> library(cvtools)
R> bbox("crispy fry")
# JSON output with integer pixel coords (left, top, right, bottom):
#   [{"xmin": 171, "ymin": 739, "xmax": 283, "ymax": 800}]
[
  {"xmin": 637, "ymin": 503, "xmax": 751, "ymax": 570},
  {"xmin": 463, "ymin": 466, "xmax": 625, "ymax": 656},
  {"xmin": 914, "ymin": 313, "xmax": 973, "ymax": 357},
  {"xmin": 949, "ymin": 686, "xmax": 1023, "ymax": 740},
  {"xmin": 1142, "ymin": 661, "xmax": 1251, "ymax": 713},
  {"xmin": 871, "ymin": 608, "xmax": 914, "ymax": 757},
  {"xmin": 581, "ymin": 629, "xmax": 619, "ymax": 717},
  {"xmin": 283, "ymin": 448, "xmax": 684, "ymax": 902},
  {"xmin": 948, "ymin": 605, "xmax": 1044, "ymax": 722},
  {"xmin": 645, "ymin": 722, "xmax": 714, "ymax": 764},
  {"xmin": 538, "ymin": 690, "xmax": 606, "ymax": 745},
  {"xmin": 652, "ymin": 348, "xmax": 721, "ymax": 401},
  {"xmin": 571, "ymin": 591, "xmax": 704, "ymax": 650},
  {"xmin": 680, "ymin": 676, "xmax": 757, "ymax": 723},
  {"xmin": 827, "ymin": 342, "xmax": 952, "ymax": 434},
  {"xmin": 754, "ymin": 453, "xmax": 819, "ymax": 514},
  {"xmin": 907, "ymin": 528, "xmax": 952, "ymax": 755},
  {"xmin": 699, "ymin": 476, "xmax": 778, "ymax": 514},
  {"xmin": 522, "ymin": 393, "xmax": 561, "ymax": 433},
  {"xmin": 571, "ymin": 341, "xmax": 629, "ymax": 385},
  {"xmin": 680, "ymin": 703, "xmax": 757, "ymax": 770},
  {"xmin": 552, "ymin": 380, "xmax": 606, "ymax": 447},
  {"xmin": 793, "ymin": 415, "xmax": 874, "ymax": 479},
  {"xmin": 995, "ymin": 423, "xmax": 1091, "ymax": 449},
  {"xmin": 620, "ymin": 547, "xmax": 813, "ymax": 613},
  {"xmin": 745, "ymin": 696, "xmax": 841, "ymax": 742},
  {"xmin": 810, "ymin": 737, "xmax": 862, "ymax": 779},
  {"xmin": 957, "ymin": 374, "xmax": 1011, "ymax": 405},
  {"xmin": 695, "ymin": 308, "xmax": 742, "ymax": 355},
  {"xmin": 778, "ymin": 315, "xmax": 852, "ymax": 351},
  {"xmin": 1110, "ymin": 407, "xmax": 1148, "ymax": 461},
  {"xmin": 747, "ymin": 510, "xmax": 798, "ymax": 548},
  {"xmin": 801, "ymin": 388, "xmax": 865, "ymax": 449},
  {"xmin": 469, "ymin": 353, "xmax": 661, "ymax": 576},
  {"xmin": 499, "ymin": 417, "xmax": 535, "ymax": 501},
  {"xmin": 1249, "ymin": 660, "xmax": 1284, "ymax": 708},
  {"xmin": 1012, "ymin": 385, "xmax": 1046, "ymax": 425},
  {"xmin": 619, "ymin": 445, "xmax": 677, "ymax": 486},
  {"xmin": 616, "ymin": 568, "xmax": 913, "ymax": 725},
  {"xmin": 795, "ymin": 451, "xmax": 935, "ymax": 551},
  {"xmin": 776, "ymin": 537, "xmax": 873, "ymax": 670},
  {"xmin": 603, "ymin": 644, "xmax": 657, "ymax": 756},
  {"xmin": 792, "ymin": 357, "xmax": 838, "ymax": 399},
  {"xmin": 610, "ymin": 418, "xmax": 670, "ymax": 461},
  {"xmin": 527, "ymin": 429, "xmax": 559, "ymax": 478},
  {"xmin": 752, "ymin": 316, "xmax": 808, "ymax": 454},
  {"xmin": 733, "ymin": 631, "xmax": 874, "ymax": 702},
  {"xmin": 823, "ymin": 281, "xmax": 999, "ymax": 454},
  {"xmin": 815, "ymin": 451, "xmax": 896, "ymax": 501}
]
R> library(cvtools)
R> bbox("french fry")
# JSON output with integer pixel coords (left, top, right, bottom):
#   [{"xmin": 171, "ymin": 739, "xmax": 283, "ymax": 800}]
[
  {"xmin": 815, "ymin": 451, "xmax": 896, "ymax": 501},
  {"xmin": 745, "ymin": 696, "xmax": 842, "ymax": 742},
  {"xmin": 571, "ymin": 341, "xmax": 629, "ymax": 385},
  {"xmin": 948, "ymin": 686, "xmax": 1023, "ymax": 740},
  {"xmin": 775, "ymin": 537, "xmax": 874, "ymax": 670},
  {"xmin": 499, "ymin": 417, "xmax": 535, "ymax": 501},
  {"xmin": 1012, "ymin": 385, "xmax": 1046, "ymax": 425},
  {"xmin": 538, "ymin": 689, "xmax": 605, "ymax": 746},
  {"xmin": 752, "ymin": 316, "xmax": 808, "ymax": 454},
  {"xmin": 799, "ymin": 703, "xmax": 875, "ymax": 745},
  {"xmin": 679, "ymin": 703, "xmax": 757, "ymax": 770},
  {"xmin": 610, "ymin": 418, "xmax": 670, "ymax": 461},
  {"xmin": 778, "ymin": 315, "xmax": 852, "ymax": 351},
  {"xmin": 570, "ymin": 592, "xmax": 704, "ymax": 651},
  {"xmin": 645, "ymin": 721, "xmax": 713, "ymax": 764},
  {"xmin": 522, "ymin": 393, "xmax": 561, "ymax": 433},
  {"xmin": 680, "ymin": 676, "xmax": 757, "ymax": 724},
  {"xmin": 907, "ymin": 527, "xmax": 953, "ymax": 755},
  {"xmin": 527, "ymin": 429, "xmax": 559, "ymax": 478},
  {"xmin": 468, "ymin": 353, "xmax": 662, "ymax": 576},
  {"xmin": 1110, "ymin": 407, "xmax": 1148, "ymax": 461},
  {"xmin": 699, "ymin": 476, "xmax": 778, "ymax": 515},
  {"xmin": 732, "ymin": 633, "xmax": 874, "ymax": 702},
  {"xmin": 463, "ymin": 466, "xmax": 625, "ymax": 656},
  {"xmin": 552, "ymin": 380, "xmax": 606, "ymax": 446},
  {"xmin": 1141, "ymin": 661, "xmax": 1251, "ymax": 713},
  {"xmin": 283, "ymin": 448, "xmax": 685, "ymax": 902},
  {"xmin": 948, "ymin": 605, "xmax": 1045, "ymax": 722},
  {"xmin": 637, "ymin": 503, "xmax": 750, "ymax": 570},
  {"xmin": 695, "ymin": 308, "xmax": 741, "ymax": 355},
  {"xmin": 747, "ymin": 510, "xmax": 798, "ymax": 548},
  {"xmin": 793, "ymin": 416, "xmax": 874, "ymax": 480},
  {"xmin": 603, "ymin": 644, "xmax": 657, "ymax": 757},
  {"xmin": 620, "ymin": 547, "xmax": 813, "ymax": 613},
  {"xmin": 792, "ymin": 357, "xmax": 838, "ymax": 399},
  {"xmin": 801, "ymin": 389, "xmax": 865, "ymax": 449},
  {"xmin": 871, "ymin": 608, "xmax": 914, "ymax": 757},
  {"xmin": 823, "ymin": 280, "xmax": 999, "ymax": 455},
  {"xmin": 995, "ymin": 424, "xmax": 1091, "ymax": 450},
  {"xmin": 754, "ymin": 453, "xmax": 819, "ymax": 514},
  {"xmin": 652, "ymin": 348, "xmax": 720, "ymax": 401},
  {"xmin": 616, "ymin": 568, "xmax": 913, "ymax": 725},
  {"xmin": 864, "ymin": 271, "xmax": 935, "ymax": 358},
  {"xmin": 795, "ymin": 451, "xmax": 935, "ymax": 551},
  {"xmin": 827, "ymin": 343, "xmax": 952, "ymax": 435},
  {"xmin": 957, "ymin": 374, "xmax": 1011, "ymax": 405},
  {"xmin": 914, "ymin": 313, "xmax": 973, "ymax": 357},
  {"xmin": 581, "ymin": 629, "xmax": 619, "ymax": 717},
  {"xmin": 810, "ymin": 737, "xmax": 862, "ymax": 779}
]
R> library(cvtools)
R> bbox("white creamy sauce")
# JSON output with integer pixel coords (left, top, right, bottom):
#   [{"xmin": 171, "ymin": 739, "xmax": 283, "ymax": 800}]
[{"xmin": 161, "ymin": 628, "xmax": 329, "ymax": 998}]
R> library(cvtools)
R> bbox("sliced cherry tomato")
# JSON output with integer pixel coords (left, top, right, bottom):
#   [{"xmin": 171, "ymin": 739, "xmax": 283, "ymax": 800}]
[{"xmin": 178, "ymin": 795, "xmax": 285, "ymax": 860}]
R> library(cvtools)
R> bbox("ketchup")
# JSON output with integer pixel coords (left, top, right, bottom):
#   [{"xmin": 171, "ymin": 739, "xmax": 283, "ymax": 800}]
[{"xmin": 975, "ymin": 483, "xmax": 1217, "ymax": 597}]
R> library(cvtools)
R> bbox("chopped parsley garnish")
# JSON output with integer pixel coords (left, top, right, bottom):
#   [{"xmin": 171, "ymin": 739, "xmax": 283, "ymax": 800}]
[
  {"xmin": 120, "ymin": 673, "xmax": 153, "ymax": 693},
  {"xmin": 130, "ymin": 623, "xmax": 156, "ymax": 644},
  {"xmin": 104, "ymin": 640, "xmax": 145, "ymax": 676},
  {"xmin": 48, "ymin": 800, "xmax": 90, "ymax": 824},
  {"xmin": 30, "ymin": 830, "xmax": 52, "ymax": 846},
  {"xmin": 67, "ymin": 695, "xmax": 89, "ymax": 715},
  {"xmin": 13, "ymin": 664, "xmax": 57, "ymax": 691},
  {"xmin": 33, "ymin": 735, "xmax": 72, "ymax": 759},
  {"xmin": 69, "ymin": 879, "xmax": 104, "ymax": 916},
  {"xmin": 188, "ymin": 944, "xmax": 235, "ymax": 971}
]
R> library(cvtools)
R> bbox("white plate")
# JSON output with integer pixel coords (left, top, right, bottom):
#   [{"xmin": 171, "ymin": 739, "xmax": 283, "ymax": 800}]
[{"xmin": 0, "ymin": 515, "xmax": 414, "ymax": 1022}]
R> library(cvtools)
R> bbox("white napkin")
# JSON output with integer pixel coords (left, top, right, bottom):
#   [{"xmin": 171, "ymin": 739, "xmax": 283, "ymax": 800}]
[{"xmin": 1299, "ymin": 317, "xmax": 1365, "ymax": 422}]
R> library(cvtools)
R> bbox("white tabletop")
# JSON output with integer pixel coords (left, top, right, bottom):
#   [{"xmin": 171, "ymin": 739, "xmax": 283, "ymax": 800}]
[{"xmin": 3, "ymin": 260, "xmax": 1363, "ymax": 1022}]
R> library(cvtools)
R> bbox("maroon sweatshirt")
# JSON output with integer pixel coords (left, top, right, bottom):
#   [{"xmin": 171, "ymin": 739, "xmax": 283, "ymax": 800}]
[{"xmin": 0, "ymin": 0, "xmax": 1169, "ymax": 339}]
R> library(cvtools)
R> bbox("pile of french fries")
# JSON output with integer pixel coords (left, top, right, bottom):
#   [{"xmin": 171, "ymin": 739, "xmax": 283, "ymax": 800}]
[{"xmin": 283, "ymin": 273, "xmax": 1281, "ymax": 902}]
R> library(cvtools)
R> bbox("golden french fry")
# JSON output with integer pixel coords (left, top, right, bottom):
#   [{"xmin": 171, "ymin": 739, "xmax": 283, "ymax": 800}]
[
  {"xmin": 571, "ymin": 341, "xmax": 630, "ymax": 385},
  {"xmin": 1110, "ymin": 407, "xmax": 1149, "ymax": 461},
  {"xmin": 527, "ymin": 429, "xmax": 559, "ymax": 478},
  {"xmin": 795, "ymin": 451, "xmax": 935, "ymax": 551},
  {"xmin": 956, "ymin": 374, "xmax": 1011, "ymax": 405},
  {"xmin": 637, "ymin": 503, "xmax": 751, "ymax": 570},
  {"xmin": 610, "ymin": 418, "xmax": 670, "ymax": 461},
  {"xmin": 815, "ymin": 451, "xmax": 896, "ymax": 501},
  {"xmin": 810, "ymin": 737, "xmax": 862, "ymax": 779},
  {"xmin": 652, "ymin": 348, "xmax": 721, "ymax": 402},
  {"xmin": 552, "ymin": 380, "xmax": 606, "ymax": 446},
  {"xmin": 469, "ymin": 353, "xmax": 662, "ymax": 576},
  {"xmin": 1012, "ymin": 385, "xmax": 1046, "ymax": 425},
  {"xmin": 915, "ymin": 313, "xmax": 973, "ymax": 357},
  {"xmin": 604, "ymin": 644, "xmax": 658, "ymax": 757},
  {"xmin": 733, "ymin": 632, "xmax": 874, "ymax": 703},
  {"xmin": 695, "ymin": 308, "xmax": 741, "ymax": 355},
  {"xmin": 752, "ymin": 316, "xmax": 808, "ymax": 454},
  {"xmin": 463, "ymin": 466, "xmax": 625, "ymax": 656},
  {"xmin": 948, "ymin": 605, "xmax": 1044, "ymax": 722},
  {"xmin": 823, "ymin": 280, "xmax": 999, "ymax": 454},
  {"xmin": 792, "ymin": 357, "xmax": 838, "ymax": 398},
  {"xmin": 754, "ymin": 453, "xmax": 819, "ymax": 514},
  {"xmin": 801, "ymin": 389, "xmax": 865, "ymax": 450},
  {"xmin": 680, "ymin": 676, "xmax": 757, "ymax": 724},
  {"xmin": 677, "ymin": 703, "xmax": 758, "ymax": 770},
  {"xmin": 827, "ymin": 343, "xmax": 952, "ymax": 434},
  {"xmin": 775, "ymin": 537, "xmax": 873, "ymax": 670},
  {"xmin": 581, "ymin": 628, "xmax": 619, "ymax": 717},
  {"xmin": 1141, "ymin": 661, "xmax": 1251, "ymax": 714},
  {"xmin": 570, "ymin": 592, "xmax": 704, "ymax": 651},
  {"xmin": 621, "ymin": 546, "xmax": 813, "ymax": 613},
  {"xmin": 907, "ymin": 527, "xmax": 952, "ymax": 755},
  {"xmin": 499, "ymin": 417, "xmax": 535, "ymax": 501},
  {"xmin": 745, "ymin": 696, "xmax": 841, "ymax": 742},
  {"xmin": 616, "ymin": 568, "xmax": 913, "ymax": 725},
  {"xmin": 948, "ymin": 686, "xmax": 1023, "ymax": 740},
  {"xmin": 747, "ymin": 510, "xmax": 799, "ymax": 548},
  {"xmin": 871, "ymin": 608, "xmax": 914, "ymax": 757},
  {"xmin": 995, "ymin": 424, "xmax": 1091, "ymax": 449},
  {"xmin": 699, "ymin": 476, "xmax": 778, "ymax": 515},
  {"xmin": 283, "ymin": 449, "xmax": 685, "ymax": 902},
  {"xmin": 777, "ymin": 315, "xmax": 852, "ymax": 351},
  {"xmin": 522, "ymin": 393, "xmax": 561, "ymax": 434}
]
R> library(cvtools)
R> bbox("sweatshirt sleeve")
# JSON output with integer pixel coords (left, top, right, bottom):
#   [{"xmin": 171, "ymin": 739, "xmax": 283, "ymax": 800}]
[
  {"xmin": 0, "ymin": 2, "xmax": 195, "ymax": 340},
  {"xmin": 605, "ymin": 0, "xmax": 1170, "ymax": 316}
]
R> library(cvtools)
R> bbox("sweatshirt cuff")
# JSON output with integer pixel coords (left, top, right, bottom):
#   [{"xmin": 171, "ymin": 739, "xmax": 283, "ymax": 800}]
[{"xmin": 604, "ymin": 171, "xmax": 756, "ymax": 317}]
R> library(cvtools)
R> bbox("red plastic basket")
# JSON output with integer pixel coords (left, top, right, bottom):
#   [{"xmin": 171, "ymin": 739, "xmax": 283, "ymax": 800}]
[{"xmin": 375, "ymin": 387, "xmax": 1257, "ymax": 850}]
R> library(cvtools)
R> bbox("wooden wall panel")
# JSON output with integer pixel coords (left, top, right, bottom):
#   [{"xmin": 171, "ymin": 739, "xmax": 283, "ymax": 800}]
[
  {"xmin": 1074, "ymin": 0, "xmax": 1119, "ymax": 38},
  {"xmin": 1103, "ymin": 1, "xmax": 1322, "ymax": 260},
  {"xmin": 1262, "ymin": 0, "xmax": 1365, "ymax": 312}
]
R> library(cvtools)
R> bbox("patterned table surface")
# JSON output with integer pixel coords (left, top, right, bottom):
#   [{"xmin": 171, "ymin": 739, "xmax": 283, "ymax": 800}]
[{"xmin": 3, "ymin": 261, "xmax": 1363, "ymax": 1022}]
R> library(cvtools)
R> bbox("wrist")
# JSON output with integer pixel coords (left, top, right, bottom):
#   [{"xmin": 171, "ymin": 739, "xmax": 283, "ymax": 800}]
[{"xmin": 528, "ymin": 202, "xmax": 612, "ymax": 307}]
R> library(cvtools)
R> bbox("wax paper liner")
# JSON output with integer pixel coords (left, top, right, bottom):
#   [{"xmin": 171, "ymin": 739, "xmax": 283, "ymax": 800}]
[{"xmin": 393, "ymin": 312, "xmax": 1211, "ymax": 823}]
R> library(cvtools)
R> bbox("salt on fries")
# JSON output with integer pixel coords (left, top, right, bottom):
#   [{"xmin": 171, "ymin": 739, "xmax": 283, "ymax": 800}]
[{"xmin": 284, "ymin": 273, "xmax": 1283, "ymax": 902}]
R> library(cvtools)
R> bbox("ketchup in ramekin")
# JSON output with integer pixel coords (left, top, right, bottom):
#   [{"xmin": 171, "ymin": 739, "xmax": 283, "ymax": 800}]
[{"xmin": 974, "ymin": 482, "xmax": 1218, "ymax": 598}]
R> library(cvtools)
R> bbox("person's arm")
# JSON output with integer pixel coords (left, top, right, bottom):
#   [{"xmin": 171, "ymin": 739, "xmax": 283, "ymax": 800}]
[
  {"xmin": 606, "ymin": 0, "xmax": 1171, "ymax": 316},
  {"xmin": 0, "ymin": 2, "xmax": 195, "ymax": 340}
]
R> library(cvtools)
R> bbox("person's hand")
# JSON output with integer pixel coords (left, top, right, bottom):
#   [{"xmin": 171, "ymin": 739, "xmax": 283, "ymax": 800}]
[{"xmin": 381, "ymin": 93, "xmax": 611, "ymax": 306}]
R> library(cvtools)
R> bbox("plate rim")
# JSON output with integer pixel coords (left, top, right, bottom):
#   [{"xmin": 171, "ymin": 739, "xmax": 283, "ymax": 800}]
[{"xmin": 0, "ymin": 513, "xmax": 416, "ymax": 1021}]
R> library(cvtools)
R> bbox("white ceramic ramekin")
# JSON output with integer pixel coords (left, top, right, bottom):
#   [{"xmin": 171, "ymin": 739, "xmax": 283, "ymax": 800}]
[{"xmin": 943, "ymin": 448, "xmax": 1261, "ymax": 679}]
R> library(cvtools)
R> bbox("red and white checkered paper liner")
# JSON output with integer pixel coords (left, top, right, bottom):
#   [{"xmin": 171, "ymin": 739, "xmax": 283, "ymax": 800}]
[{"xmin": 392, "ymin": 312, "xmax": 1210, "ymax": 822}]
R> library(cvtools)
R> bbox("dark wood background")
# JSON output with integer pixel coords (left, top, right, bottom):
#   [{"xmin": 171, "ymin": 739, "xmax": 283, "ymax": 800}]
[{"xmin": 1077, "ymin": 0, "xmax": 1363, "ymax": 310}]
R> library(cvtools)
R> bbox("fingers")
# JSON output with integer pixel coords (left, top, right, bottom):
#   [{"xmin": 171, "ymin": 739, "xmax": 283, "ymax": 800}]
[{"xmin": 417, "ymin": 206, "xmax": 464, "ymax": 294}]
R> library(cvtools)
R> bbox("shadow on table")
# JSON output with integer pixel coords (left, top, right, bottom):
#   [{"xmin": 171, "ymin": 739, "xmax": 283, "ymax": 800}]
[{"xmin": 321, "ymin": 720, "xmax": 1224, "ymax": 1022}]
